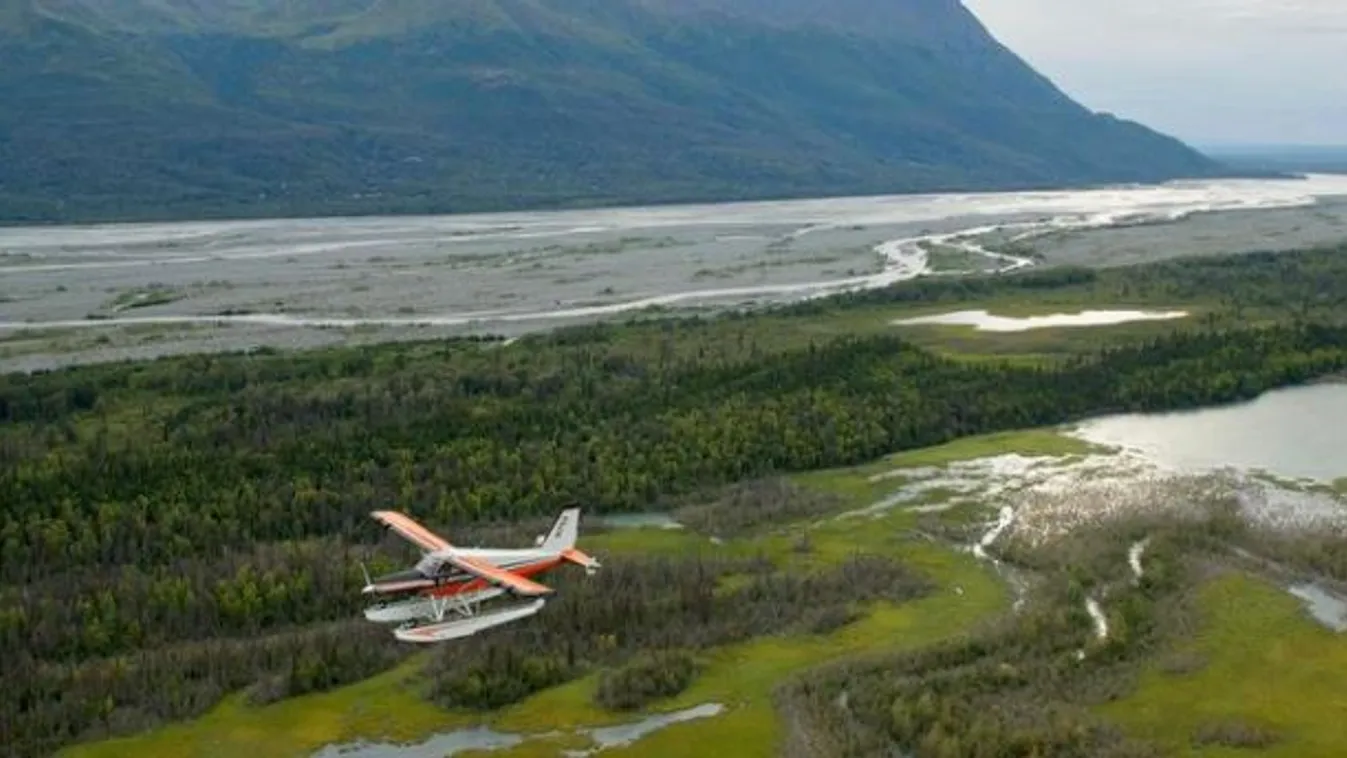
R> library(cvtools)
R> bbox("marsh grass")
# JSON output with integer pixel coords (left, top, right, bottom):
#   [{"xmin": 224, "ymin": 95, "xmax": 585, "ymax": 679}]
[
  {"xmin": 774, "ymin": 466, "xmax": 1347, "ymax": 758},
  {"xmin": 667, "ymin": 477, "xmax": 848, "ymax": 538}
]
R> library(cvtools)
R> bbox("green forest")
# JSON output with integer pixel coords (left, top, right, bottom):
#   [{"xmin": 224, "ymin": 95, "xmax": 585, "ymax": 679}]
[
  {"xmin": 0, "ymin": 0, "xmax": 1220, "ymax": 225},
  {"xmin": 6, "ymin": 244, "xmax": 1347, "ymax": 757}
]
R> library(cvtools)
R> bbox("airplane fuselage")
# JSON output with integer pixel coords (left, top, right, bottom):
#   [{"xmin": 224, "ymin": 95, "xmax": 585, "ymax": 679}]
[
  {"xmin": 363, "ymin": 507, "xmax": 600, "ymax": 642},
  {"xmin": 363, "ymin": 547, "xmax": 569, "ymax": 624}
]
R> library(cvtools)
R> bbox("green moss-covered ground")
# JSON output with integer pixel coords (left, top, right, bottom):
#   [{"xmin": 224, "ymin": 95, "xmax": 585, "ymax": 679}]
[
  {"xmin": 1100, "ymin": 572, "xmax": 1347, "ymax": 757},
  {"xmin": 60, "ymin": 658, "xmax": 462, "ymax": 758}
]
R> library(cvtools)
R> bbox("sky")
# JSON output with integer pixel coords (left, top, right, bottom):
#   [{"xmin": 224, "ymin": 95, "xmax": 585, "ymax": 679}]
[{"xmin": 961, "ymin": 0, "xmax": 1347, "ymax": 146}]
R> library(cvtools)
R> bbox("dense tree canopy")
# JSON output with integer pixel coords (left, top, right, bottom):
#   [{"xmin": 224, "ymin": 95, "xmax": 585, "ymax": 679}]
[{"xmin": 6, "ymin": 245, "xmax": 1347, "ymax": 757}]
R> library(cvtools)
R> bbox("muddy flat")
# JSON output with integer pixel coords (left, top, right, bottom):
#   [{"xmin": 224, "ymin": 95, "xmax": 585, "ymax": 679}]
[{"xmin": 4, "ymin": 174, "xmax": 1347, "ymax": 373}]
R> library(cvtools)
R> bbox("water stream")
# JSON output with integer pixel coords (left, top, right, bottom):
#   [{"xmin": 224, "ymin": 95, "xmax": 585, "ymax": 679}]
[
  {"xmin": 1129, "ymin": 538, "xmax": 1151, "ymax": 585},
  {"xmin": 1287, "ymin": 583, "xmax": 1347, "ymax": 632},
  {"xmin": 310, "ymin": 703, "xmax": 726, "ymax": 758}
]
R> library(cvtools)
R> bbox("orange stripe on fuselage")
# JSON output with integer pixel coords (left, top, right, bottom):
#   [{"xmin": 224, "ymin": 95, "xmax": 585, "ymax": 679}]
[{"xmin": 424, "ymin": 556, "xmax": 564, "ymax": 599}]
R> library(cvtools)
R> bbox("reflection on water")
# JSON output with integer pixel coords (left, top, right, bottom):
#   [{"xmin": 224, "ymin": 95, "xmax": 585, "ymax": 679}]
[
  {"xmin": 1071, "ymin": 383, "xmax": 1347, "ymax": 483},
  {"xmin": 311, "ymin": 726, "xmax": 524, "ymax": 758},
  {"xmin": 566, "ymin": 703, "xmax": 726, "ymax": 757},
  {"xmin": 891, "ymin": 308, "xmax": 1189, "ymax": 332},
  {"xmin": 310, "ymin": 703, "xmax": 725, "ymax": 758},
  {"xmin": 1288, "ymin": 583, "xmax": 1347, "ymax": 632}
]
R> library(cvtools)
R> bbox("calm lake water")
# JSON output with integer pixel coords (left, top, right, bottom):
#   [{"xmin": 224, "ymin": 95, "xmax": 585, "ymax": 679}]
[
  {"xmin": 891, "ymin": 309, "xmax": 1190, "ymax": 332},
  {"xmin": 309, "ymin": 703, "xmax": 725, "ymax": 758},
  {"xmin": 1072, "ymin": 382, "xmax": 1347, "ymax": 483}
]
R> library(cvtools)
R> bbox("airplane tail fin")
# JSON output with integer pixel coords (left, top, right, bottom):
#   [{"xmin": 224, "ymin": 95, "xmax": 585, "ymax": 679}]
[
  {"xmin": 541, "ymin": 507, "xmax": 580, "ymax": 551},
  {"xmin": 542, "ymin": 507, "xmax": 601, "ymax": 573}
]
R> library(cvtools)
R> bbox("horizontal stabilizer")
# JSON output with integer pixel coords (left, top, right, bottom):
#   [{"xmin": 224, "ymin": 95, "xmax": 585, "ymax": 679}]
[
  {"xmin": 562, "ymin": 548, "xmax": 601, "ymax": 572},
  {"xmin": 394, "ymin": 600, "xmax": 546, "ymax": 643}
]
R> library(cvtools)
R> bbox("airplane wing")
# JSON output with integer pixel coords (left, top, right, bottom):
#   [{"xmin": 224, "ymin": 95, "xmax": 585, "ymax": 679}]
[
  {"xmin": 371, "ymin": 510, "xmax": 452, "ymax": 553},
  {"xmin": 441, "ymin": 553, "xmax": 555, "ymax": 597}
]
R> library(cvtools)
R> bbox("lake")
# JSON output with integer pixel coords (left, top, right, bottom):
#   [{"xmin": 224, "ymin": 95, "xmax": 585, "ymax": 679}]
[{"xmin": 1072, "ymin": 382, "xmax": 1347, "ymax": 483}]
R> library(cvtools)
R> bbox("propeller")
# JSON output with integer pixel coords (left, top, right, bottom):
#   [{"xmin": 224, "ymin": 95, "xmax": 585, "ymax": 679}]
[{"xmin": 360, "ymin": 561, "xmax": 374, "ymax": 592}]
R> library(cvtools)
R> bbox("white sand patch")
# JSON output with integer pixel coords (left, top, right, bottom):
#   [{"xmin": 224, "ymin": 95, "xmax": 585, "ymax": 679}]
[
  {"xmin": 891, "ymin": 309, "xmax": 1190, "ymax": 332},
  {"xmin": 1085, "ymin": 598, "xmax": 1109, "ymax": 641},
  {"xmin": 1129, "ymin": 538, "xmax": 1151, "ymax": 584},
  {"xmin": 856, "ymin": 449, "xmax": 1347, "ymax": 552},
  {"xmin": 974, "ymin": 506, "xmax": 1015, "ymax": 561}
]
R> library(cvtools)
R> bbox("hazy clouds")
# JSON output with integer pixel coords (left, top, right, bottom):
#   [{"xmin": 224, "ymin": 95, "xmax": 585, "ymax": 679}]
[{"xmin": 963, "ymin": 0, "xmax": 1347, "ymax": 145}]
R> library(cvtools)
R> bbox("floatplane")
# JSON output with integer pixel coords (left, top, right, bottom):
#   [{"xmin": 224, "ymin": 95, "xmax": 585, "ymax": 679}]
[{"xmin": 361, "ymin": 507, "xmax": 602, "ymax": 643}]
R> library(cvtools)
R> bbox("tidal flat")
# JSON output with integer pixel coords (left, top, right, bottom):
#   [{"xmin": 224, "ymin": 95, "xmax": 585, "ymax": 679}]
[{"xmin": 4, "ymin": 175, "xmax": 1347, "ymax": 373}]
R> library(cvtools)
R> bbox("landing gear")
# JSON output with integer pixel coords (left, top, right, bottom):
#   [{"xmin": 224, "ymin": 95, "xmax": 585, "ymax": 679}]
[
  {"xmin": 426, "ymin": 591, "xmax": 486, "ymax": 623},
  {"xmin": 394, "ymin": 597, "xmax": 548, "ymax": 643}
]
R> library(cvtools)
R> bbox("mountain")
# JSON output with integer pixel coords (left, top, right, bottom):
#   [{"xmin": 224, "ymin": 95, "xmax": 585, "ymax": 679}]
[{"xmin": 0, "ymin": 0, "xmax": 1226, "ymax": 225}]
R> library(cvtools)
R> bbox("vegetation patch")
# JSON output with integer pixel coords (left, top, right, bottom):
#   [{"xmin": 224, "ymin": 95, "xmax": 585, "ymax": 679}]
[
  {"xmin": 488, "ymin": 530, "xmax": 1009, "ymax": 755},
  {"xmin": 1100, "ymin": 570, "xmax": 1347, "ymax": 757},
  {"xmin": 594, "ymin": 650, "xmax": 702, "ymax": 711},
  {"xmin": 1192, "ymin": 718, "xmax": 1283, "ymax": 749},
  {"xmin": 773, "ymin": 514, "xmax": 1211, "ymax": 757},
  {"xmin": 427, "ymin": 554, "xmax": 934, "ymax": 712},
  {"xmin": 1156, "ymin": 650, "xmax": 1209, "ymax": 677},
  {"xmin": 920, "ymin": 241, "xmax": 1001, "ymax": 273},
  {"xmin": 881, "ymin": 427, "xmax": 1106, "ymax": 469},
  {"xmin": 56, "ymin": 657, "xmax": 463, "ymax": 758},
  {"xmin": 669, "ymin": 477, "xmax": 847, "ymax": 537},
  {"xmin": 103, "ymin": 285, "xmax": 184, "ymax": 312},
  {"xmin": 770, "ymin": 477, "xmax": 1347, "ymax": 758}
]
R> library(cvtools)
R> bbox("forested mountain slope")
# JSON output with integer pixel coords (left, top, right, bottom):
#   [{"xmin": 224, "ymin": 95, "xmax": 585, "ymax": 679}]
[{"xmin": 0, "ymin": 0, "xmax": 1223, "ymax": 224}]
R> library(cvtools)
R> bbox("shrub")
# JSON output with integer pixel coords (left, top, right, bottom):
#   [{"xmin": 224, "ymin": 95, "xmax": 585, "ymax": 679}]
[
  {"xmin": 594, "ymin": 650, "xmax": 700, "ymax": 711},
  {"xmin": 1192, "ymin": 718, "xmax": 1281, "ymax": 749}
]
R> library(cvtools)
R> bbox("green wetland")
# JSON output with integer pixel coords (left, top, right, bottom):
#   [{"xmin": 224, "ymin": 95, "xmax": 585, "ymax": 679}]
[{"xmin": 4, "ymin": 226, "xmax": 1347, "ymax": 757}]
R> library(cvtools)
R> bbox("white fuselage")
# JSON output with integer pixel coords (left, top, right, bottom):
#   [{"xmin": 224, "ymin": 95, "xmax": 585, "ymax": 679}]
[
  {"xmin": 413, "ymin": 546, "xmax": 561, "ymax": 577},
  {"xmin": 365, "ymin": 547, "xmax": 563, "ymax": 625}
]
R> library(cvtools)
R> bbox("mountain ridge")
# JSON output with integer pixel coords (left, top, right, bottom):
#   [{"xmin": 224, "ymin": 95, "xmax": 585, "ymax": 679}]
[{"xmin": 0, "ymin": 0, "xmax": 1227, "ymax": 225}]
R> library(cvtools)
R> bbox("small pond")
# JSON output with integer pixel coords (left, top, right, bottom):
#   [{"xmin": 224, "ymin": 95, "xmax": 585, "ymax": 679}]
[
  {"xmin": 1288, "ymin": 583, "xmax": 1347, "ymax": 632},
  {"xmin": 310, "ymin": 703, "xmax": 725, "ymax": 758},
  {"xmin": 891, "ymin": 308, "xmax": 1189, "ymax": 332}
]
